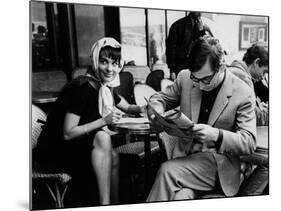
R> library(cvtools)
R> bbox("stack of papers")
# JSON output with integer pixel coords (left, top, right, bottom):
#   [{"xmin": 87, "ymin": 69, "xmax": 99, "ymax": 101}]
[{"xmin": 116, "ymin": 117, "xmax": 149, "ymax": 124}]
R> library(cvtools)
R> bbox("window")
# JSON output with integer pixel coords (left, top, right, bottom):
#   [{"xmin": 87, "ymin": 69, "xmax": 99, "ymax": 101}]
[
  {"xmin": 31, "ymin": 1, "xmax": 55, "ymax": 71},
  {"xmin": 120, "ymin": 8, "xmax": 147, "ymax": 66},
  {"xmin": 147, "ymin": 9, "xmax": 166, "ymax": 65},
  {"xmin": 74, "ymin": 5, "xmax": 105, "ymax": 66}
]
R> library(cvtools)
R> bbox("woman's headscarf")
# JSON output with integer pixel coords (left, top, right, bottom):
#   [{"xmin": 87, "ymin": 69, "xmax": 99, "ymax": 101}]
[{"xmin": 89, "ymin": 37, "xmax": 124, "ymax": 117}]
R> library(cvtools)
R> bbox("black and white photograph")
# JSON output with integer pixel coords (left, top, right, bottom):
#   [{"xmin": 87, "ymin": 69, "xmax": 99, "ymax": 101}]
[
  {"xmin": 29, "ymin": 0, "xmax": 270, "ymax": 210},
  {"xmin": 4, "ymin": 0, "xmax": 281, "ymax": 211}
]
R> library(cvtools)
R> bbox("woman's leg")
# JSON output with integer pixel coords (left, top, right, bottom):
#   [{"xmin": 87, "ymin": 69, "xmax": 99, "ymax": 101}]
[
  {"xmin": 110, "ymin": 150, "xmax": 120, "ymax": 204},
  {"xmin": 91, "ymin": 131, "xmax": 112, "ymax": 205}
]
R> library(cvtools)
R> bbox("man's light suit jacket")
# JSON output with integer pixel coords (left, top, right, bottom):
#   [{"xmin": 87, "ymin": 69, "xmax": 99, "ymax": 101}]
[{"xmin": 149, "ymin": 69, "xmax": 256, "ymax": 196}]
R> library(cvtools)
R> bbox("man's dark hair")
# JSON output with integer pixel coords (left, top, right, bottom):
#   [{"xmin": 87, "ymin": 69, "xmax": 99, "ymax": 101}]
[
  {"xmin": 242, "ymin": 43, "xmax": 268, "ymax": 67},
  {"xmin": 99, "ymin": 45, "xmax": 121, "ymax": 62},
  {"xmin": 188, "ymin": 37, "xmax": 224, "ymax": 73},
  {"xmin": 188, "ymin": 12, "xmax": 201, "ymax": 19}
]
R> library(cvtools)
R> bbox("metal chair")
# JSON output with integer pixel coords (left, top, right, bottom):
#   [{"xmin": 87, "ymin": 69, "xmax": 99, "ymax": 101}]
[
  {"xmin": 116, "ymin": 71, "xmax": 135, "ymax": 104},
  {"xmin": 151, "ymin": 63, "xmax": 170, "ymax": 79},
  {"xmin": 71, "ymin": 67, "xmax": 87, "ymax": 79},
  {"xmin": 31, "ymin": 104, "xmax": 72, "ymax": 209},
  {"xmin": 123, "ymin": 65, "xmax": 151, "ymax": 84}
]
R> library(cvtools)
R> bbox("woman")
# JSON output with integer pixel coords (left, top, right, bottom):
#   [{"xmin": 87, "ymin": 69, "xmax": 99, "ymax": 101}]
[{"xmin": 35, "ymin": 37, "xmax": 143, "ymax": 205}]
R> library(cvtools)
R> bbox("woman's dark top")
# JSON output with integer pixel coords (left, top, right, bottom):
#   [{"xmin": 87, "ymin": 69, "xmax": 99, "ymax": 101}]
[{"xmin": 35, "ymin": 76, "xmax": 121, "ymax": 174}]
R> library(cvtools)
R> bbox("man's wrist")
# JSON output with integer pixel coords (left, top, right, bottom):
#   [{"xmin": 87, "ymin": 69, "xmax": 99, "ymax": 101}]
[
  {"xmin": 213, "ymin": 128, "xmax": 219, "ymax": 142},
  {"xmin": 215, "ymin": 129, "xmax": 224, "ymax": 150}
]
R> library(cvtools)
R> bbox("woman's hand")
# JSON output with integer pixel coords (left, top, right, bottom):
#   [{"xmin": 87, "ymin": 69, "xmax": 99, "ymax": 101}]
[
  {"xmin": 103, "ymin": 110, "xmax": 122, "ymax": 125},
  {"xmin": 139, "ymin": 105, "xmax": 147, "ymax": 117}
]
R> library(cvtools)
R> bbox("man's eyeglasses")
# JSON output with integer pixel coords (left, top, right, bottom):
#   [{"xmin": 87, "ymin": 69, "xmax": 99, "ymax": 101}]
[{"xmin": 190, "ymin": 71, "xmax": 216, "ymax": 84}]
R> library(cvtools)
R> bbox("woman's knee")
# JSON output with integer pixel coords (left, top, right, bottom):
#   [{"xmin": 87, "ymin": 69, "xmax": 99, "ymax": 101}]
[{"xmin": 93, "ymin": 131, "xmax": 112, "ymax": 151}]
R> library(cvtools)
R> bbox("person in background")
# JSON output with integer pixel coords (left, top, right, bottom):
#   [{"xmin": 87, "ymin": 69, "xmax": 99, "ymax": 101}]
[
  {"xmin": 146, "ymin": 37, "xmax": 256, "ymax": 201},
  {"xmin": 254, "ymin": 72, "xmax": 268, "ymax": 103},
  {"xmin": 35, "ymin": 37, "xmax": 144, "ymax": 205},
  {"xmin": 227, "ymin": 43, "xmax": 269, "ymax": 196},
  {"xmin": 228, "ymin": 43, "xmax": 269, "ymax": 126},
  {"xmin": 166, "ymin": 12, "xmax": 213, "ymax": 80}
]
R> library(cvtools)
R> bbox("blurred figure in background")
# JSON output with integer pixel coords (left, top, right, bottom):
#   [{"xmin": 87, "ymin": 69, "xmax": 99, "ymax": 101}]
[
  {"xmin": 166, "ymin": 12, "xmax": 213, "ymax": 80},
  {"xmin": 228, "ymin": 43, "xmax": 269, "ymax": 126}
]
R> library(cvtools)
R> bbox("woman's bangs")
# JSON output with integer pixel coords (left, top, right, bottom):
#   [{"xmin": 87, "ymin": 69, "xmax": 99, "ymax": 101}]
[{"xmin": 99, "ymin": 46, "xmax": 121, "ymax": 61}]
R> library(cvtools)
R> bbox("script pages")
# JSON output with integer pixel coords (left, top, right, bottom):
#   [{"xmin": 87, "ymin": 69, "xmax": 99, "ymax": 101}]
[{"xmin": 147, "ymin": 104, "xmax": 194, "ymax": 139}]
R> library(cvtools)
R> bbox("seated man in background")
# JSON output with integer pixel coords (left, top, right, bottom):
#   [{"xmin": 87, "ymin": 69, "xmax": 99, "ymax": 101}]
[
  {"xmin": 146, "ymin": 37, "xmax": 256, "ymax": 201},
  {"xmin": 228, "ymin": 43, "xmax": 269, "ymax": 126},
  {"xmin": 254, "ymin": 72, "xmax": 268, "ymax": 103}
]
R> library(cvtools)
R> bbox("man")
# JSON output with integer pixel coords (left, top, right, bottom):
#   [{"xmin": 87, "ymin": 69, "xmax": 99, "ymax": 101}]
[
  {"xmin": 147, "ymin": 37, "xmax": 256, "ymax": 201},
  {"xmin": 166, "ymin": 12, "xmax": 213, "ymax": 80},
  {"xmin": 228, "ymin": 43, "xmax": 269, "ymax": 126}
]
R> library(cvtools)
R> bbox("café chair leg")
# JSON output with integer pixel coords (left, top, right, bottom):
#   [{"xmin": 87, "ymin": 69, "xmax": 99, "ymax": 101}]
[{"xmin": 45, "ymin": 182, "xmax": 69, "ymax": 208}]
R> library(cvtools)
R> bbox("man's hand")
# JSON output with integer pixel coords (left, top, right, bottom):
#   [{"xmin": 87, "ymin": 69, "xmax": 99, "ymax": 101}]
[
  {"xmin": 192, "ymin": 124, "xmax": 219, "ymax": 143},
  {"xmin": 147, "ymin": 105, "xmax": 154, "ymax": 120}
]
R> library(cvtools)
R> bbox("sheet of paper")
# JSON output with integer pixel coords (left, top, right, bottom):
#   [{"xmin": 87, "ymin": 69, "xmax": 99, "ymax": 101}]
[
  {"xmin": 116, "ymin": 117, "xmax": 149, "ymax": 124},
  {"xmin": 147, "ymin": 104, "xmax": 193, "ymax": 139}
]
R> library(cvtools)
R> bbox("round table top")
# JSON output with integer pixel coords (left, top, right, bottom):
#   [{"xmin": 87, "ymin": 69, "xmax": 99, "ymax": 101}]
[{"xmin": 32, "ymin": 91, "xmax": 58, "ymax": 104}]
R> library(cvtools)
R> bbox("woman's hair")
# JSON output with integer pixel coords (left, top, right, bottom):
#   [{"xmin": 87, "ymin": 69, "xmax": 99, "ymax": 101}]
[
  {"xmin": 188, "ymin": 37, "xmax": 224, "ymax": 73},
  {"xmin": 242, "ymin": 43, "xmax": 268, "ymax": 67},
  {"xmin": 87, "ymin": 45, "xmax": 122, "ymax": 80},
  {"xmin": 99, "ymin": 45, "xmax": 121, "ymax": 62}
]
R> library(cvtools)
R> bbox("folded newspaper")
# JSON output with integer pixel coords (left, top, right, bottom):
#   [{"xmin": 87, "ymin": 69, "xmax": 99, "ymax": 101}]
[{"xmin": 147, "ymin": 103, "xmax": 194, "ymax": 139}]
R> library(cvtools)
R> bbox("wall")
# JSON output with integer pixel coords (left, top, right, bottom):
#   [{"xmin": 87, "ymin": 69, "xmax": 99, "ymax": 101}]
[{"xmin": 202, "ymin": 13, "xmax": 268, "ymax": 64}]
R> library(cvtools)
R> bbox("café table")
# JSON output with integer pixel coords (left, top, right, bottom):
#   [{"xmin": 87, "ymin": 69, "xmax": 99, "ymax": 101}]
[
  {"xmin": 32, "ymin": 91, "xmax": 58, "ymax": 104},
  {"xmin": 32, "ymin": 91, "xmax": 58, "ymax": 113},
  {"xmin": 110, "ymin": 118, "xmax": 158, "ymax": 194},
  {"xmin": 239, "ymin": 126, "xmax": 269, "ymax": 195}
]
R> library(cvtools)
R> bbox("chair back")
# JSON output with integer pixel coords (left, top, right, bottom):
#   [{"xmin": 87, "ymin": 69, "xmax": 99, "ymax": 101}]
[
  {"xmin": 123, "ymin": 65, "xmax": 151, "ymax": 84},
  {"xmin": 115, "ymin": 71, "xmax": 134, "ymax": 103},
  {"xmin": 161, "ymin": 78, "xmax": 174, "ymax": 91},
  {"xmin": 151, "ymin": 63, "xmax": 170, "ymax": 79},
  {"xmin": 72, "ymin": 67, "xmax": 87, "ymax": 79},
  {"xmin": 32, "ymin": 104, "xmax": 47, "ymax": 149},
  {"xmin": 134, "ymin": 84, "xmax": 156, "ymax": 107},
  {"xmin": 158, "ymin": 132, "xmax": 178, "ymax": 160},
  {"xmin": 146, "ymin": 69, "xmax": 164, "ymax": 91}
]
